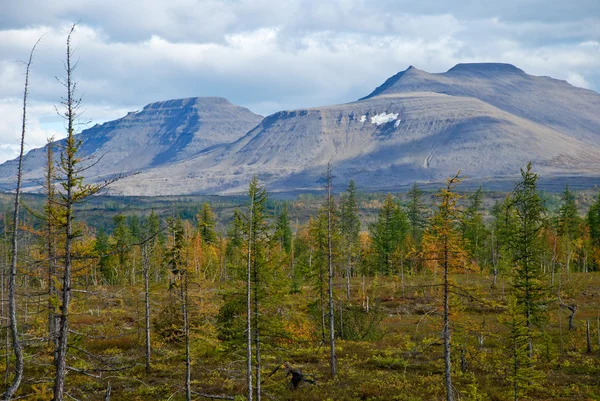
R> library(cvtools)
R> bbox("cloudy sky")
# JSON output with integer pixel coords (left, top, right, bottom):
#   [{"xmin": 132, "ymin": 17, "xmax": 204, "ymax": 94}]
[{"xmin": 1, "ymin": 0, "xmax": 599, "ymax": 163}]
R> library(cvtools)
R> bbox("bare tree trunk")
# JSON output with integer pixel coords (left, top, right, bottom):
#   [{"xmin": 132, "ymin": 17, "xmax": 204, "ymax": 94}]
[
  {"xmin": 326, "ymin": 163, "xmax": 336, "ymax": 378},
  {"xmin": 246, "ymin": 197, "xmax": 253, "ymax": 401},
  {"xmin": 2, "ymin": 37, "xmax": 40, "ymax": 401},
  {"xmin": 142, "ymin": 243, "xmax": 151, "ymax": 372}
]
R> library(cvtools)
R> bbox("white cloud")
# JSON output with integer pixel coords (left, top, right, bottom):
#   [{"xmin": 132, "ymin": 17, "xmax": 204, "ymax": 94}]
[{"xmin": 567, "ymin": 72, "xmax": 592, "ymax": 89}]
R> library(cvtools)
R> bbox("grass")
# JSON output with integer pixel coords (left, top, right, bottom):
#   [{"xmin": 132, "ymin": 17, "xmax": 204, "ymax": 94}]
[{"xmin": 2, "ymin": 272, "xmax": 600, "ymax": 400}]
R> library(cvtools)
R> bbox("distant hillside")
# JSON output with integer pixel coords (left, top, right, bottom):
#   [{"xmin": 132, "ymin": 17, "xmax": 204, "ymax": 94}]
[
  {"xmin": 111, "ymin": 63, "xmax": 600, "ymax": 195},
  {"xmin": 0, "ymin": 97, "xmax": 262, "ymax": 191}
]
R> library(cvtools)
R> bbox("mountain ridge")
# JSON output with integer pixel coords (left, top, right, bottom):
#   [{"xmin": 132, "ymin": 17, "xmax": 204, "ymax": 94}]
[
  {"xmin": 0, "ymin": 96, "xmax": 263, "ymax": 191},
  {"xmin": 2, "ymin": 62, "xmax": 600, "ymax": 195}
]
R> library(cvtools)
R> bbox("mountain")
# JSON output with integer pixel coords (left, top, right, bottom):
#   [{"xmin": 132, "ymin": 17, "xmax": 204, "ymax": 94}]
[
  {"xmin": 109, "ymin": 63, "xmax": 600, "ymax": 195},
  {"xmin": 2, "ymin": 63, "xmax": 600, "ymax": 196},
  {"xmin": 361, "ymin": 63, "xmax": 600, "ymax": 145},
  {"xmin": 0, "ymin": 97, "xmax": 262, "ymax": 190}
]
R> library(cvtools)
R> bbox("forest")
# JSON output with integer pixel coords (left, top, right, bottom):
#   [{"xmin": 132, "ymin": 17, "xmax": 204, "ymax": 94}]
[{"xmin": 1, "ymin": 25, "xmax": 600, "ymax": 401}]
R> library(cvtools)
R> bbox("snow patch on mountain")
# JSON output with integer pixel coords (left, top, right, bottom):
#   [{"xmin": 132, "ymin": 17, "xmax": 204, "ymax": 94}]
[{"xmin": 370, "ymin": 112, "xmax": 399, "ymax": 125}]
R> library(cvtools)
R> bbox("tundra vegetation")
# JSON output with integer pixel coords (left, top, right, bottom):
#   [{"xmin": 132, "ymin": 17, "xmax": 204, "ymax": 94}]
[{"xmin": 1, "ymin": 25, "xmax": 600, "ymax": 401}]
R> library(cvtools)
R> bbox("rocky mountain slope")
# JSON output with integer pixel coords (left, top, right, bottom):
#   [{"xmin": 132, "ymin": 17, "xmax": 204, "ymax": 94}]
[
  {"xmin": 2, "ymin": 63, "xmax": 600, "ymax": 196},
  {"xmin": 362, "ymin": 63, "xmax": 600, "ymax": 145},
  {"xmin": 110, "ymin": 63, "xmax": 600, "ymax": 195},
  {"xmin": 0, "ymin": 97, "xmax": 262, "ymax": 190}
]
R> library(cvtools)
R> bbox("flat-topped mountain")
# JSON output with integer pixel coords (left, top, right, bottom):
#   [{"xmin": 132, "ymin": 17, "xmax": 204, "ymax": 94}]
[
  {"xmin": 110, "ymin": 63, "xmax": 600, "ymax": 195},
  {"xmin": 362, "ymin": 63, "xmax": 600, "ymax": 144},
  {"xmin": 2, "ymin": 63, "xmax": 600, "ymax": 195},
  {"xmin": 0, "ymin": 97, "xmax": 262, "ymax": 190}
]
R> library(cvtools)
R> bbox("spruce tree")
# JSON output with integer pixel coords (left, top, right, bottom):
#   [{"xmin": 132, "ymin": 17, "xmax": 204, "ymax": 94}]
[
  {"xmin": 339, "ymin": 180, "xmax": 360, "ymax": 298},
  {"xmin": 113, "ymin": 214, "xmax": 132, "ymax": 283},
  {"xmin": 462, "ymin": 186, "xmax": 489, "ymax": 267},
  {"xmin": 370, "ymin": 194, "xmax": 408, "ymax": 275},
  {"xmin": 509, "ymin": 162, "xmax": 547, "ymax": 359},
  {"xmin": 407, "ymin": 182, "xmax": 427, "ymax": 243},
  {"xmin": 245, "ymin": 177, "xmax": 269, "ymax": 401},
  {"xmin": 558, "ymin": 185, "xmax": 580, "ymax": 241},
  {"xmin": 490, "ymin": 197, "xmax": 516, "ymax": 287},
  {"xmin": 225, "ymin": 208, "xmax": 245, "ymax": 278},
  {"xmin": 503, "ymin": 296, "xmax": 541, "ymax": 401},
  {"xmin": 198, "ymin": 202, "xmax": 218, "ymax": 245}
]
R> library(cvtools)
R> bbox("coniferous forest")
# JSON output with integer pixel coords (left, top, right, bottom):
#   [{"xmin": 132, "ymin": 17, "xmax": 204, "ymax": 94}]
[{"xmin": 2, "ymin": 24, "xmax": 600, "ymax": 401}]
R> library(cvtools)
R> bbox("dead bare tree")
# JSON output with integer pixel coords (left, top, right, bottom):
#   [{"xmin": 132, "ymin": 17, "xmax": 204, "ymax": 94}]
[
  {"xmin": 557, "ymin": 291, "xmax": 577, "ymax": 331},
  {"xmin": 2, "ymin": 36, "xmax": 41, "ymax": 401}
]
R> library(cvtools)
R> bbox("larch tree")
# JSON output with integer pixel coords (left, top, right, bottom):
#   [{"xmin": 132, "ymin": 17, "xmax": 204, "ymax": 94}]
[
  {"xmin": 165, "ymin": 218, "xmax": 191, "ymax": 400},
  {"xmin": 53, "ymin": 24, "xmax": 104, "ymax": 401},
  {"xmin": 423, "ymin": 172, "xmax": 464, "ymax": 401},
  {"xmin": 44, "ymin": 138, "xmax": 60, "ymax": 347},
  {"xmin": 142, "ymin": 211, "xmax": 161, "ymax": 372}
]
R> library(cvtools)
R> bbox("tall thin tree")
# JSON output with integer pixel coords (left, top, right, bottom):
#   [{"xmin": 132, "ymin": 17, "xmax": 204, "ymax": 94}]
[
  {"xmin": 2, "ymin": 36, "xmax": 41, "ymax": 401},
  {"xmin": 53, "ymin": 24, "xmax": 102, "ymax": 401},
  {"xmin": 246, "ymin": 190, "xmax": 254, "ymax": 401},
  {"xmin": 325, "ymin": 163, "xmax": 336, "ymax": 378},
  {"xmin": 424, "ymin": 172, "xmax": 463, "ymax": 401}
]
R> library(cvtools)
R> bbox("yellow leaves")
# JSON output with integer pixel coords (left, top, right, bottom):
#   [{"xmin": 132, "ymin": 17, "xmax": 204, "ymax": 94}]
[{"xmin": 29, "ymin": 383, "xmax": 52, "ymax": 401}]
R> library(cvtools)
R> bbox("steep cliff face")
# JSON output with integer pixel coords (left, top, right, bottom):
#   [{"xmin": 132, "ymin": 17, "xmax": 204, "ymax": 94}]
[{"xmin": 0, "ymin": 97, "xmax": 262, "ymax": 190}]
